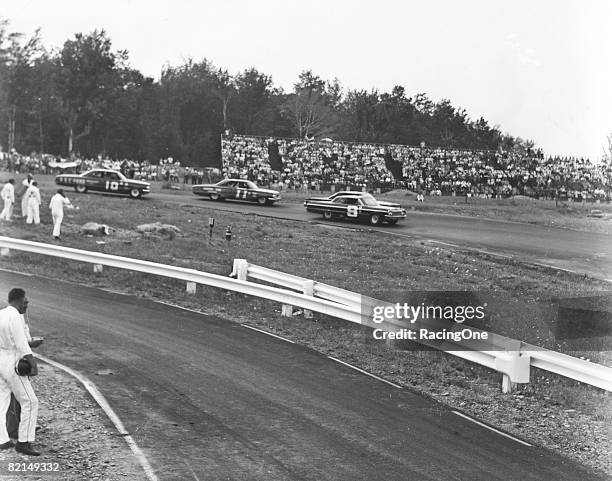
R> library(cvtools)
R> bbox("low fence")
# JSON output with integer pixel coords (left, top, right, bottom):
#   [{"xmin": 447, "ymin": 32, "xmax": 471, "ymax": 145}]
[{"xmin": 1, "ymin": 236, "xmax": 610, "ymax": 393}]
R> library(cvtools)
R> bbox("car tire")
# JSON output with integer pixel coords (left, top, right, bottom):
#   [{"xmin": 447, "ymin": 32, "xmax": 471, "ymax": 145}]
[
  {"xmin": 256, "ymin": 197, "xmax": 268, "ymax": 206},
  {"xmin": 369, "ymin": 214, "xmax": 381, "ymax": 226},
  {"xmin": 323, "ymin": 210, "xmax": 333, "ymax": 221},
  {"xmin": 129, "ymin": 188, "xmax": 142, "ymax": 199},
  {"xmin": 75, "ymin": 184, "xmax": 87, "ymax": 194},
  {"xmin": 210, "ymin": 193, "xmax": 223, "ymax": 201}
]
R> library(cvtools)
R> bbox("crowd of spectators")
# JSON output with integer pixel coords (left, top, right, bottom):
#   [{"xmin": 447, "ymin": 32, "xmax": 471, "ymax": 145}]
[
  {"xmin": 0, "ymin": 150, "xmax": 220, "ymax": 185},
  {"xmin": 2, "ymin": 134, "xmax": 611, "ymax": 202},
  {"xmin": 221, "ymin": 134, "xmax": 612, "ymax": 201}
]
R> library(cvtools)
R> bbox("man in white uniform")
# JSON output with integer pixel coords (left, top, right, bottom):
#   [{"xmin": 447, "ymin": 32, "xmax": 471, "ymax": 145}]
[
  {"xmin": 49, "ymin": 189, "xmax": 72, "ymax": 240},
  {"xmin": 0, "ymin": 288, "xmax": 40, "ymax": 456},
  {"xmin": 20, "ymin": 174, "xmax": 33, "ymax": 218},
  {"xmin": 0, "ymin": 179, "xmax": 15, "ymax": 221},
  {"xmin": 25, "ymin": 181, "xmax": 41, "ymax": 225}
]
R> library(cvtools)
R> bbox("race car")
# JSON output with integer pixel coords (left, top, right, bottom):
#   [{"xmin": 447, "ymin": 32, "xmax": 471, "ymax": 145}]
[
  {"xmin": 304, "ymin": 192, "xmax": 407, "ymax": 225},
  {"xmin": 55, "ymin": 169, "xmax": 151, "ymax": 198},
  {"xmin": 192, "ymin": 179, "xmax": 281, "ymax": 205}
]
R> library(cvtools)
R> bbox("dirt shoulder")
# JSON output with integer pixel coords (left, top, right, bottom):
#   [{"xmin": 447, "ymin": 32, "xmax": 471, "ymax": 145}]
[{"xmin": 0, "ymin": 363, "xmax": 145, "ymax": 480}]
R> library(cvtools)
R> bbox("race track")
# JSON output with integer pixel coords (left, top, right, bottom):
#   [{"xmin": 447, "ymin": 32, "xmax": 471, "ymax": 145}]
[
  {"xmin": 3, "ymin": 271, "xmax": 605, "ymax": 481},
  {"xmin": 155, "ymin": 193, "xmax": 612, "ymax": 280}
]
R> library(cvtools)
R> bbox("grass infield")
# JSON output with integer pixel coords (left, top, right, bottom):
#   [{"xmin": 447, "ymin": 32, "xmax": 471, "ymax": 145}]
[{"xmin": 0, "ymin": 172, "xmax": 611, "ymax": 475}]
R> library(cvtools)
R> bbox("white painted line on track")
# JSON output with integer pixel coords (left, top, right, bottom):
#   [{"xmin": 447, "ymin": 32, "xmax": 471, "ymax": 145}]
[
  {"xmin": 0, "ymin": 267, "xmax": 33, "ymax": 276},
  {"xmin": 36, "ymin": 354, "xmax": 159, "ymax": 481},
  {"xmin": 452, "ymin": 410, "xmax": 532, "ymax": 447},
  {"xmin": 428, "ymin": 240, "xmax": 460, "ymax": 249},
  {"xmin": 242, "ymin": 324, "xmax": 296, "ymax": 343},
  {"xmin": 327, "ymin": 356, "xmax": 403, "ymax": 389}
]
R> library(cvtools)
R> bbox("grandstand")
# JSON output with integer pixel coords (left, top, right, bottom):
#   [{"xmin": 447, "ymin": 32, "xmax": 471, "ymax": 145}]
[{"xmin": 221, "ymin": 134, "xmax": 612, "ymax": 201}]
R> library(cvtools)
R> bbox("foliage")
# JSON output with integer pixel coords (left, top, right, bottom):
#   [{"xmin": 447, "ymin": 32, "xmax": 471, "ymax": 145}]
[{"xmin": 0, "ymin": 18, "xmax": 535, "ymax": 165}]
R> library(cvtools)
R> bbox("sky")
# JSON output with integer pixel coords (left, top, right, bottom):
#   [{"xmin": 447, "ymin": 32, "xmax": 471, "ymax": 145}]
[{"xmin": 2, "ymin": 0, "xmax": 611, "ymax": 160}]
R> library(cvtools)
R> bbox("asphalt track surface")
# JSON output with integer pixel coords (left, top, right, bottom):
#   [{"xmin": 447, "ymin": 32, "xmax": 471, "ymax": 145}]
[
  {"xmin": 2, "ymin": 272, "xmax": 605, "ymax": 481},
  {"xmin": 156, "ymin": 193, "xmax": 612, "ymax": 281}
]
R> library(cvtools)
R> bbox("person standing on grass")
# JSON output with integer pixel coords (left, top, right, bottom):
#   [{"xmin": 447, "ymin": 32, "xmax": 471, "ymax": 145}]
[
  {"xmin": 0, "ymin": 288, "xmax": 40, "ymax": 456},
  {"xmin": 20, "ymin": 173, "xmax": 34, "ymax": 218},
  {"xmin": 25, "ymin": 181, "xmax": 41, "ymax": 225},
  {"xmin": 49, "ymin": 189, "xmax": 72, "ymax": 240},
  {"xmin": 0, "ymin": 179, "xmax": 15, "ymax": 221}
]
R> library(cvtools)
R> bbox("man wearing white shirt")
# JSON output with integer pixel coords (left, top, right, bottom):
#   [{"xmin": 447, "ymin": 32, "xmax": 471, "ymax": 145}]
[
  {"xmin": 0, "ymin": 179, "xmax": 15, "ymax": 221},
  {"xmin": 20, "ymin": 174, "xmax": 34, "ymax": 218},
  {"xmin": 49, "ymin": 189, "xmax": 72, "ymax": 240},
  {"xmin": 25, "ymin": 181, "xmax": 41, "ymax": 225},
  {"xmin": 0, "ymin": 288, "xmax": 40, "ymax": 456}
]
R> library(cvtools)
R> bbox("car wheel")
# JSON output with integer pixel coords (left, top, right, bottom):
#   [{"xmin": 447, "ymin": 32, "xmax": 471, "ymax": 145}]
[
  {"xmin": 323, "ymin": 210, "xmax": 333, "ymax": 221},
  {"xmin": 256, "ymin": 197, "xmax": 268, "ymax": 206},
  {"xmin": 75, "ymin": 184, "xmax": 87, "ymax": 194},
  {"xmin": 129, "ymin": 188, "xmax": 142, "ymax": 199},
  {"xmin": 387, "ymin": 219, "xmax": 398, "ymax": 225},
  {"xmin": 369, "ymin": 214, "xmax": 381, "ymax": 225},
  {"xmin": 209, "ymin": 193, "xmax": 220, "ymax": 201}
]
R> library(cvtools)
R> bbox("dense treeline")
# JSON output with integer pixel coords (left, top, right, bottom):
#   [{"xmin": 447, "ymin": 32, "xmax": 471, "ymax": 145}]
[{"xmin": 0, "ymin": 22, "xmax": 537, "ymax": 166}]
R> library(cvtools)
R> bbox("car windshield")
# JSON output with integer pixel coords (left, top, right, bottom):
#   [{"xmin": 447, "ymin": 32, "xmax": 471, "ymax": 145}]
[
  {"xmin": 360, "ymin": 194, "xmax": 379, "ymax": 206},
  {"xmin": 244, "ymin": 181, "xmax": 258, "ymax": 189}
]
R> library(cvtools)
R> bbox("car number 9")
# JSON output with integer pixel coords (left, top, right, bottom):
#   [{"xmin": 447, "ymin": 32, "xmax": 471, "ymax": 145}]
[{"xmin": 347, "ymin": 205, "xmax": 358, "ymax": 217}]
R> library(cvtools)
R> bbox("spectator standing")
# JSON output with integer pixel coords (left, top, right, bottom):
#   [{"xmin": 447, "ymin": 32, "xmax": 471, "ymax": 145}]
[
  {"xmin": 0, "ymin": 179, "xmax": 15, "ymax": 221},
  {"xmin": 20, "ymin": 174, "xmax": 34, "ymax": 218},
  {"xmin": 49, "ymin": 189, "xmax": 72, "ymax": 240},
  {"xmin": 25, "ymin": 181, "xmax": 41, "ymax": 225},
  {"xmin": 0, "ymin": 288, "xmax": 40, "ymax": 456}
]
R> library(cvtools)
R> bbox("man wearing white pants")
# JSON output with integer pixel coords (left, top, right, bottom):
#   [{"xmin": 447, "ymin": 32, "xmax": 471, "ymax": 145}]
[
  {"xmin": 49, "ymin": 189, "xmax": 72, "ymax": 240},
  {"xmin": 0, "ymin": 179, "xmax": 15, "ymax": 221},
  {"xmin": 0, "ymin": 288, "xmax": 40, "ymax": 456},
  {"xmin": 20, "ymin": 174, "xmax": 33, "ymax": 218},
  {"xmin": 25, "ymin": 181, "xmax": 41, "ymax": 225}
]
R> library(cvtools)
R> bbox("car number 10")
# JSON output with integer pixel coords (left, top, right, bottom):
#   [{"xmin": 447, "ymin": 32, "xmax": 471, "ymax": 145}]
[{"xmin": 105, "ymin": 181, "xmax": 119, "ymax": 191}]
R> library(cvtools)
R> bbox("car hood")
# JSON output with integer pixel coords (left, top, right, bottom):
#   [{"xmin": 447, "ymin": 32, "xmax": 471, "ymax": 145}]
[{"xmin": 257, "ymin": 188, "xmax": 280, "ymax": 195}]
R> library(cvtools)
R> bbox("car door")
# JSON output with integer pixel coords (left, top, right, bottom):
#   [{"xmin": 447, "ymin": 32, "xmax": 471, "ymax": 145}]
[
  {"xmin": 219, "ymin": 180, "xmax": 237, "ymax": 199},
  {"xmin": 344, "ymin": 197, "xmax": 361, "ymax": 219},
  {"xmin": 236, "ymin": 181, "xmax": 253, "ymax": 201},
  {"xmin": 104, "ymin": 172, "xmax": 123, "ymax": 193}
]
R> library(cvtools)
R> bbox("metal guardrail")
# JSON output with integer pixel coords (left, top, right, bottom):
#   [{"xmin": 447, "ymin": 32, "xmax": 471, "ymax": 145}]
[
  {"xmin": 1, "ymin": 237, "xmax": 610, "ymax": 393},
  {"xmin": 231, "ymin": 259, "xmax": 612, "ymax": 393}
]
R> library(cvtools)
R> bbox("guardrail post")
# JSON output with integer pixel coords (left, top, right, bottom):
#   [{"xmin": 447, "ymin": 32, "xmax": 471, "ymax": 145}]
[
  {"xmin": 302, "ymin": 280, "xmax": 314, "ymax": 319},
  {"xmin": 231, "ymin": 259, "xmax": 249, "ymax": 281},
  {"xmin": 93, "ymin": 264, "xmax": 103, "ymax": 274},
  {"xmin": 186, "ymin": 282, "xmax": 196, "ymax": 294},
  {"xmin": 496, "ymin": 349, "xmax": 530, "ymax": 393},
  {"xmin": 0, "ymin": 247, "xmax": 9, "ymax": 257},
  {"xmin": 281, "ymin": 304, "xmax": 293, "ymax": 317}
]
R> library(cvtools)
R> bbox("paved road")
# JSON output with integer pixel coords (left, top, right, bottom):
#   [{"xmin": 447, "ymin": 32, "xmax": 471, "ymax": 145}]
[
  {"xmin": 3, "ymin": 271, "xmax": 605, "ymax": 480},
  {"xmin": 157, "ymin": 193, "xmax": 612, "ymax": 280}
]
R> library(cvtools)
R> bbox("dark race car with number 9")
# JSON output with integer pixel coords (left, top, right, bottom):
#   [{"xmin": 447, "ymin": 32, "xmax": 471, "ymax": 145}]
[
  {"xmin": 55, "ymin": 169, "xmax": 151, "ymax": 199},
  {"xmin": 192, "ymin": 179, "xmax": 281, "ymax": 205},
  {"xmin": 304, "ymin": 192, "xmax": 407, "ymax": 225}
]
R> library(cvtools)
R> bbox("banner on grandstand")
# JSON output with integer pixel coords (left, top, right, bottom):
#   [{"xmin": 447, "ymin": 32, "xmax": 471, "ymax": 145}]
[
  {"xmin": 268, "ymin": 141, "xmax": 283, "ymax": 171},
  {"xmin": 48, "ymin": 161, "xmax": 79, "ymax": 169},
  {"xmin": 383, "ymin": 151, "xmax": 403, "ymax": 180}
]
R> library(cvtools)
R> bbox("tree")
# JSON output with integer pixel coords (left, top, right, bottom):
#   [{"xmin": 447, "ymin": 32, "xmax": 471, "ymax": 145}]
[
  {"xmin": 231, "ymin": 67, "xmax": 276, "ymax": 135},
  {"xmin": 281, "ymin": 70, "xmax": 336, "ymax": 139},
  {"xmin": 603, "ymin": 132, "xmax": 612, "ymax": 163},
  {"xmin": 55, "ymin": 30, "xmax": 127, "ymax": 154}
]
